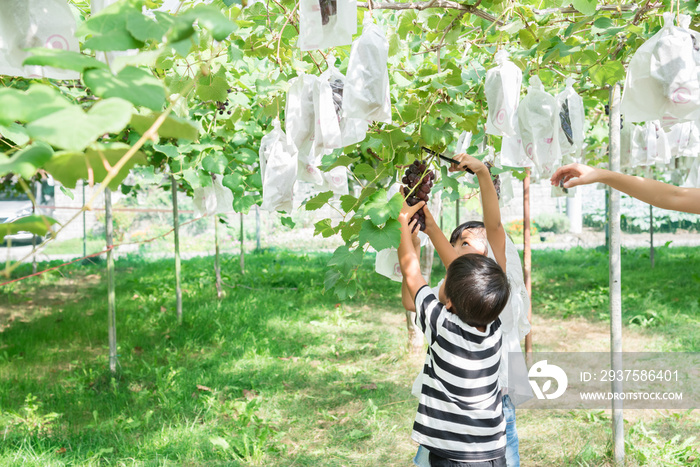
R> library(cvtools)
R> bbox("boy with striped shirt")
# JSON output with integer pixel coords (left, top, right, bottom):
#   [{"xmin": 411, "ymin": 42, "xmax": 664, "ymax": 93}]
[{"xmin": 398, "ymin": 154, "xmax": 511, "ymax": 466}]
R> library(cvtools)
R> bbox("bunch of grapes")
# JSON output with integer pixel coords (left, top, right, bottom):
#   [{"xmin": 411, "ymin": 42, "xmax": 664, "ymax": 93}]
[
  {"xmin": 319, "ymin": 0, "xmax": 337, "ymax": 25},
  {"xmin": 215, "ymin": 100, "xmax": 231, "ymax": 116},
  {"xmin": 402, "ymin": 159, "xmax": 434, "ymax": 232}
]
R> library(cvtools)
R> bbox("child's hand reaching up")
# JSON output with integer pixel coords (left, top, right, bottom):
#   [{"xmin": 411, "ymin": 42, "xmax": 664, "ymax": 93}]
[
  {"xmin": 448, "ymin": 153, "xmax": 488, "ymax": 176},
  {"xmin": 399, "ymin": 186, "xmax": 426, "ymax": 233}
]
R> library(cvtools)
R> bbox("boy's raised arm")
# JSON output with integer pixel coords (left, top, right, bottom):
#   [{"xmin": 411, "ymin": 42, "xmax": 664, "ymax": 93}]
[
  {"xmin": 450, "ymin": 154, "xmax": 507, "ymax": 272},
  {"xmin": 401, "ymin": 230, "xmax": 422, "ymax": 312},
  {"xmin": 398, "ymin": 192, "xmax": 428, "ymax": 301}
]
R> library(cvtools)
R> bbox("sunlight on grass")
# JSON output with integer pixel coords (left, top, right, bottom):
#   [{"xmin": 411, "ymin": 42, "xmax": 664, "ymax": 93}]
[{"xmin": 0, "ymin": 248, "xmax": 698, "ymax": 465}]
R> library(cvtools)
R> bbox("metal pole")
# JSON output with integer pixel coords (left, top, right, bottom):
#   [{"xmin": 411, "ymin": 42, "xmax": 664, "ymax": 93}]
[
  {"xmin": 255, "ymin": 205, "xmax": 261, "ymax": 251},
  {"xmin": 240, "ymin": 212, "xmax": 245, "ymax": 273},
  {"xmin": 214, "ymin": 216, "xmax": 223, "ymax": 299},
  {"xmin": 83, "ymin": 181, "xmax": 87, "ymax": 258},
  {"xmin": 650, "ymin": 204, "xmax": 655, "ymax": 268},
  {"xmin": 455, "ymin": 198, "xmax": 460, "ymax": 230},
  {"xmin": 171, "ymin": 176, "xmax": 182, "ymax": 325},
  {"xmin": 609, "ymin": 83, "xmax": 624, "ymax": 466},
  {"xmin": 523, "ymin": 169, "xmax": 533, "ymax": 360},
  {"xmin": 105, "ymin": 188, "xmax": 117, "ymax": 374}
]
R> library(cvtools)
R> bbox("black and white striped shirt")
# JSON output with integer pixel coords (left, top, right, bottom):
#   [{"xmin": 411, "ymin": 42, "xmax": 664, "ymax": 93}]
[{"xmin": 412, "ymin": 285, "xmax": 506, "ymax": 462}]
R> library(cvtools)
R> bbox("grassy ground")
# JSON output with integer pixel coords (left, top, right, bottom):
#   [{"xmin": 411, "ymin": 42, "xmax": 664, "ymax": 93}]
[{"xmin": 0, "ymin": 247, "xmax": 698, "ymax": 466}]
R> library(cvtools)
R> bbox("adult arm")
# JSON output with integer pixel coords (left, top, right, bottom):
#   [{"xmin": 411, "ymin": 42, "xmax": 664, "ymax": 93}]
[{"xmin": 551, "ymin": 163, "xmax": 700, "ymax": 215}]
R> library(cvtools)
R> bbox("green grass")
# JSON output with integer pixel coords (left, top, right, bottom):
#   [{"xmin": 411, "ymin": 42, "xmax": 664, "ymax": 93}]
[
  {"xmin": 0, "ymin": 247, "xmax": 699, "ymax": 466},
  {"xmin": 531, "ymin": 245, "xmax": 700, "ymax": 352}
]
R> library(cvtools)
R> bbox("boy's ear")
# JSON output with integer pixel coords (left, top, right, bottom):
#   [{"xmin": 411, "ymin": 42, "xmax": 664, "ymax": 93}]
[{"xmin": 444, "ymin": 297, "xmax": 453, "ymax": 310}]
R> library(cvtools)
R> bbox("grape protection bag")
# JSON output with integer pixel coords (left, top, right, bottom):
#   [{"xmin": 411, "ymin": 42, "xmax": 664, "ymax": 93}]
[
  {"xmin": 630, "ymin": 121, "xmax": 671, "ymax": 167},
  {"xmin": 667, "ymin": 121, "xmax": 700, "ymax": 158},
  {"xmin": 517, "ymin": 76, "xmax": 561, "ymax": 178},
  {"xmin": 343, "ymin": 14, "xmax": 392, "ymax": 124},
  {"xmin": 193, "ymin": 175, "xmax": 234, "ymax": 216},
  {"xmin": 285, "ymin": 74, "xmax": 316, "ymax": 151},
  {"xmin": 259, "ymin": 119, "xmax": 298, "ymax": 213},
  {"xmin": 297, "ymin": 0, "xmax": 357, "ymax": 51},
  {"xmin": 621, "ymin": 13, "xmax": 700, "ymax": 123},
  {"xmin": 314, "ymin": 61, "xmax": 367, "ymax": 150},
  {"xmin": 500, "ymin": 120, "xmax": 534, "ymax": 169},
  {"xmin": 485, "ymin": 50, "xmax": 522, "ymax": 138},
  {"xmin": 556, "ymin": 78, "xmax": 586, "ymax": 161},
  {"xmin": 319, "ymin": 165, "xmax": 349, "ymax": 195}
]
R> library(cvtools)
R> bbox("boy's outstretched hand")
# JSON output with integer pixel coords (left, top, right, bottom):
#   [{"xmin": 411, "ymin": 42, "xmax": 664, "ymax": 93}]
[
  {"xmin": 399, "ymin": 186, "xmax": 426, "ymax": 231},
  {"xmin": 448, "ymin": 153, "xmax": 488, "ymax": 176}
]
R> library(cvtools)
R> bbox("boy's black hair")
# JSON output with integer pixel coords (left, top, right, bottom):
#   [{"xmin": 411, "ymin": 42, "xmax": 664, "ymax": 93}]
[
  {"xmin": 444, "ymin": 254, "xmax": 510, "ymax": 326},
  {"xmin": 449, "ymin": 221, "xmax": 486, "ymax": 245}
]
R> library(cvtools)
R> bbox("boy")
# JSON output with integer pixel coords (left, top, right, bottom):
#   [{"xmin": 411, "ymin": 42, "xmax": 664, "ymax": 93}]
[
  {"xmin": 398, "ymin": 164, "xmax": 511, "ymax": 466},
  {"xmin": 402, "ymin": 154, "xmax": 531, "ymax": 466}
]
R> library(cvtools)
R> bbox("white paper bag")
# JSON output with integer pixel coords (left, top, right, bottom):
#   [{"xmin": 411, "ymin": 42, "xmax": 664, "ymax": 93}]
[
  {"xmin": 259, "ymin": 119, "xmax": 298, "ymax": 213},
  {"xmin": 556, "ymin": 78, "xmax": 586, "ymax": 160},
  {"xmin": 297, "ymin": 0, "xmax": 357, "ymax": 51},
  {"xmin": 319, "ymin": 165, "xmax": 349, "ymax": 195},
  {"xmin": 517, "ymin": 76, "xmax": 561, "ymax": 178},
  {"xmin": 0, "ymin": 0, "xmax": 80, "ymax": 80},
  {"xmin": 193, "ymin": 175, "xmax": 235, "ymax": 216},
  {"xmin": 485, "ymin": 50, "xmax": 522, "ymax": 138},
  {"xmin": 500, "ymin": 120, "xmax": 534, "ymax": 168},
  {"xmin": 621, "ymin": 13, "xmax": 700, "ymax": 123},
  {"xmin": 343, "ymin": 14, "xmax": 392, "ymax": 124},
  {"xmin": 285, "ymin": 73, "xmax": 317, "ymax": 150}
]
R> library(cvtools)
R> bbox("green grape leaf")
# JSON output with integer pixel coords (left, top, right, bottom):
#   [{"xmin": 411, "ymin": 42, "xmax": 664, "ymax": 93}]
[
  {"xmin": 83, "ymin": 66, "xmax": 166, "ymax": 111},
  {"xmin": 571, "ymin": 0, "xmax": 598, "ymax": 16},
  {"xmin": 340, "ymin": 194, "xmax": 357, "ymax": 213},
  {"xmin": 362, "ymin": 190, "xmax": 402, "ymax": 226},
  {"xmin": 222, "ymin": 172, "xmax": 244, "ymax": 193},
  {"xmin": 327, "ymin": 155, "xmax": 358, "ymax": 170},
  {"xmin": 0, "ymin": 123, "xmax": 30, "ymax": 146},
  {"xmin": 196, "ymin": 75, "xmax": 229, "ymax": 103},
  {"xmin": 78, "ymin": 0, "xmax": 145, "ymax": 51},
  {"xmin": 0, "ymin": 143, "xmax": 54, "ymax": 179},
  {"xmin": 305, "ymin": 191, "xmax": 334, "ymax": 211},
  {"xmin": 420, "ymin": 124, "xmax": 451, "ymax": 149},
  {"xmin": 0, "ymin": 215, "xmax": 59, "ymax": 243},
  {"xmin": 0, "ymin": 85, "xmax": 73, "ymax": 125},
  {"xmin": 280, "ymin": 216, "xmax": 295, "ymax": 228},
  {"xmin": 328, "ymin": 245, "xmax": 364, "ymax": 274},
  {"xmin": 358, "ymin": 219, "xmax": 401, "ymax": 251},
  {"xmin": 202, "ymin": 153, "xmax": 228, "ymax": 174},
  {"xmin": 43, "ymin": 143, "xmax": 146, "ymax": 190},
  {"xmin": 314, "ymin": 219, "xmax": 337, "ymax": 238},
  {"xmin": 353, "ymin": 163, "xmax": 376, "ymax": 180},
  {"xmin": 22, "ymin": 48, "xmax": 108, "ymax": 72},
  {"xmin": 125, "ymin": 9, "xmax": 169, "ymax": 42},
  {"xmin": 232, "ymin": 194, "xmax": 256, "ymax": 213},
  {"xmin": 129, "ymin": 113, "xmax": 200, "ymax": 141},
  {"xmin": 181, "ymin": 4, "xmax": 237, "ymax": 41},
  {"xmin": 588, "ymin": 61, "xmax": 625, "ymax": 87},
  {"xmin": 341, "ymin": 217, "xmax": 363, "ymax": 243},
  {"xmin": 26, "ymin": 98, "xmax": 134, "ymax": 152}
]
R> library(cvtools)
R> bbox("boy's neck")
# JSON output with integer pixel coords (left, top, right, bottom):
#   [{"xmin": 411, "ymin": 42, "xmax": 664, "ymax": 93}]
[{"xmin": 475, "ymin": 325, "xmax": 486, "ymax": 332}]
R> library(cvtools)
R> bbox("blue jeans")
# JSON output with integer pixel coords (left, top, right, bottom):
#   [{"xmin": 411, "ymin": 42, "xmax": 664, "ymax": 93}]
[{"xmin": 413, "ymin": 395, "xmax": 520, "ymax": 467}]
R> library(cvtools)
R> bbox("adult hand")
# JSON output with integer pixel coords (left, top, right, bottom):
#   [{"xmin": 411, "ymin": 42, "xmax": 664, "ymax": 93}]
[{"xmin": 550, "ymin": 163, "xmax": 600, "ymax": 189}]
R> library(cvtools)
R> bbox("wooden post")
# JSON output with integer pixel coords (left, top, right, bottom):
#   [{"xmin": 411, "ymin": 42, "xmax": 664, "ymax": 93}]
[
  {"xmin": 523, "ymin": 169, "xmax": 533, "ymax": 360},
  {"xmin": 609, "ymin": 83, "xmax": 624, "ymax": 466},
  {"xmin": 214, "ymin": 215, "xmax": 223, "ymax": 299},
  {"xmin": 105, "ymin": 187, "xmax": 117, "ymax": 374},
  {"xmin": 240, "ymin": 212, "xmax": 245, "ymax": 274},
  {"xmin": 650, "ymin": 205, "xmax": 655, "ymax": 268},
  {"xmin": 171, "ymin": 176, "xmax": 182, "ymax": 325}
]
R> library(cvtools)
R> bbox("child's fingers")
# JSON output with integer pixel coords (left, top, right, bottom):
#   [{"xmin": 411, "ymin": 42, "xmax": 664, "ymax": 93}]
[{"xmin": 405, "ymin": 200, "xmax": 425, "ymax": 216}]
